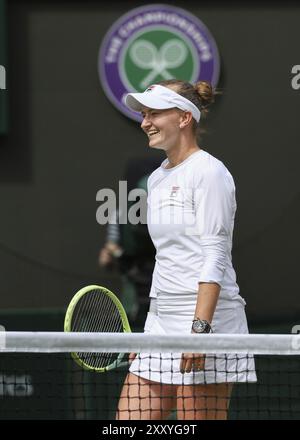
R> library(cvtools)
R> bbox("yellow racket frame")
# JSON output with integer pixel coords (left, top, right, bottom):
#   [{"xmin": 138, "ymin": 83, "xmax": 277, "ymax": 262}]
[{"xmin": 64, "ymin": 285, "xmax": 131, "ymax": 372}]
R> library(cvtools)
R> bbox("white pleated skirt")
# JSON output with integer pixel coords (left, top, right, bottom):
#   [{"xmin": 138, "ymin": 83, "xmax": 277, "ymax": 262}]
[{"xmin": 129, "ymin": 292, "xmax": 257, "ymax": 385}]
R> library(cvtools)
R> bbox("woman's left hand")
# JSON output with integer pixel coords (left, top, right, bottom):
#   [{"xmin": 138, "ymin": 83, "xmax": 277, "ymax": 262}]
[{"xmin": 180, "ymin": 352, "xmax": 206, "ymax": 374}]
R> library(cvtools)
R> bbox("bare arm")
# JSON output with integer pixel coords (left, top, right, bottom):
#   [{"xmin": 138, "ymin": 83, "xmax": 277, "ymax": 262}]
[
  {"xmin": 180, "ymin": 282, "xmax": 220, "ymax": 373},
  {"xmin": 194, "ymin": 282, "xmax": 220, "ymax": 322}
]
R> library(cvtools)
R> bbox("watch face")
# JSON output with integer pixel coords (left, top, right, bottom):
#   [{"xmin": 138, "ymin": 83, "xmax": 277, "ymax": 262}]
[{"xmin": 192, "ymin": 320, "xmax": 210, "ymax": 333}]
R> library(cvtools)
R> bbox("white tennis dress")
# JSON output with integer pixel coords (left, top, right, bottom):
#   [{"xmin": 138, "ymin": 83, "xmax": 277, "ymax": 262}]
[{"xmin": 129, "ymin": 149, "xmax": 257, "ymax": 384}]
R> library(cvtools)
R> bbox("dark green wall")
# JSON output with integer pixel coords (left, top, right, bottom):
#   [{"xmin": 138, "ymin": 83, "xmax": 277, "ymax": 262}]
[{"xmin": 0, "ymin": 2, "xmax": 299, "ymax": 326}]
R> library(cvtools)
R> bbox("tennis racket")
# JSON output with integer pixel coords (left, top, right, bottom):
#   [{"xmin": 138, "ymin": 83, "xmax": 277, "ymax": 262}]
[{"xmin": 64, "ymin": 285, "xmax": 131, "ymax": 372}]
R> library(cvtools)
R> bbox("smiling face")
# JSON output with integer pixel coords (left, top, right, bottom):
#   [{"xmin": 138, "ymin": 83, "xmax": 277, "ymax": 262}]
[{"xmin": 140, "ymin": 107, "xmax": 184, "ymax": 152}]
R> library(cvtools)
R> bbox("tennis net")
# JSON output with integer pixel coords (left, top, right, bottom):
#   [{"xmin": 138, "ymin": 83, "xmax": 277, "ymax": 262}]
[{"xmin": 0, "ymin": 332, "xmax": 300, "ymax": 420}]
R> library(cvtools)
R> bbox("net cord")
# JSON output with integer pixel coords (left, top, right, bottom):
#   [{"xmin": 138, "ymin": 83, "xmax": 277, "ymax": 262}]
[{"xmin": 0, "ymin": 332, "xmax": 300, "ymax": 355}]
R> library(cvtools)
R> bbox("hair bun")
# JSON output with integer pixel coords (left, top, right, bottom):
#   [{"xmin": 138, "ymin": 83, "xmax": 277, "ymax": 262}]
[{"xmin": 194, "ymin": 81, "xmax": 216, "ymax": 114}]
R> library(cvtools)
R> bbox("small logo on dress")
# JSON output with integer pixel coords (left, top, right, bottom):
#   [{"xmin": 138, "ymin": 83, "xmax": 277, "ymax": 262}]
[{"xmin": 170, "ymin": 186, "xmax": 180, "ymax": 198}]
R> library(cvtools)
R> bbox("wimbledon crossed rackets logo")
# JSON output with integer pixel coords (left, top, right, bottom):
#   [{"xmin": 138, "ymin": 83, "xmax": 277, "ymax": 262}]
[
  {"xmin": 119, "ymin": 27, "xmax": 198, "ymax": 95},
  {"xmin": 99, "ymin": 4, "xmax": 220, "ymax": 122},
  {"xmin": 129, "ymin": 39, "xmax": 188, "ymax": 89}
]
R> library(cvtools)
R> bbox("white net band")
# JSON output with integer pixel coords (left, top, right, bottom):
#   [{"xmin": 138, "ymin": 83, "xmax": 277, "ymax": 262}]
[{"xmin": 0, "ymin": 332, "xmax": 300, "ymax": 355}]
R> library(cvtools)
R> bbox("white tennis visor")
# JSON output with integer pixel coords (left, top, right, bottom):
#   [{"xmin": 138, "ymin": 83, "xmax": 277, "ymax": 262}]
[{"xmin": 125, "ymin": 84, "xmax": 201, "ymax": 123}]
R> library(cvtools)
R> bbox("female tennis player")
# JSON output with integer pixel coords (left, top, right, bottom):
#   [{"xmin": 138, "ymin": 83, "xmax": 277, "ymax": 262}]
[{"xmin": 117, "ymin": 80, "xmax": 257, "ymax": 420}]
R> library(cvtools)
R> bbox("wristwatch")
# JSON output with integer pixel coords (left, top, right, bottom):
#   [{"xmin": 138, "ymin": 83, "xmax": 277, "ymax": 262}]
[{"xmin": 191, "ymin": 319, "xmax": 212, "ymax": 334}]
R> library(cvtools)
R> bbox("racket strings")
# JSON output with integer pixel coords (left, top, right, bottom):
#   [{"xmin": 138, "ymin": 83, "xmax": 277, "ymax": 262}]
[{"xmin": 71, "ymin": 289, "xmax": 124, "ymax": 369}]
